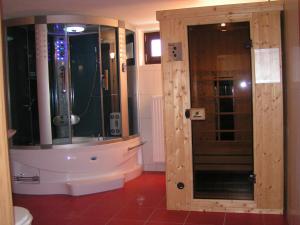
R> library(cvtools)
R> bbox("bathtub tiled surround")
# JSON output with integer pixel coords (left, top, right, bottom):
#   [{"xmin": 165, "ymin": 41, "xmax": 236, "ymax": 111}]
[{"xmin": 14, "ymin": 172, "xmax": 288, "ymax": 225}]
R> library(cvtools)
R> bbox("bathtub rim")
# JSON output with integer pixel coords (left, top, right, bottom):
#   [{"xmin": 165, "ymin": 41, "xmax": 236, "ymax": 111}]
[{"xmin": 10, "ymin": 134, "xmax": 140, "ymax": 150}]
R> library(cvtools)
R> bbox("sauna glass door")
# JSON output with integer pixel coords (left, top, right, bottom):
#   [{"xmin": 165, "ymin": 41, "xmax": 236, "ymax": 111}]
[{"xmin": 188, "ymin": 22, "xmax": 254, "ymax": 200}]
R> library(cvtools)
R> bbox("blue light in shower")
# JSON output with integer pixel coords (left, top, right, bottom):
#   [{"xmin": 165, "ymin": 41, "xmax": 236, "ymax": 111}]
[{"xmin": 55, "ymin": 38, "xmax": 66, "ymax": 62}]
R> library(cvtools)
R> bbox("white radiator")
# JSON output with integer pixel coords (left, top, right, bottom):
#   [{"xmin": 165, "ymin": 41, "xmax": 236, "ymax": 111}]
[{"xmin": 152, "ymin": 96, "xmax": 165, "ymax": 162}]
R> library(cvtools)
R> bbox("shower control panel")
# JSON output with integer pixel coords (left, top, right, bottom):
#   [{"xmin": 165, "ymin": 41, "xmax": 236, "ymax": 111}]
[{"xmin": 55, "ymin": 38, "xmax": 65, "ymax": 62}]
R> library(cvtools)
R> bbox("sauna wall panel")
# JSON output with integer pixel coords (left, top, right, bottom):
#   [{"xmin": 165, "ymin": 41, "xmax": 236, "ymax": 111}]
[{"xmin": 251, "ymin": 11, "xmax": 284, "ymax": 210}]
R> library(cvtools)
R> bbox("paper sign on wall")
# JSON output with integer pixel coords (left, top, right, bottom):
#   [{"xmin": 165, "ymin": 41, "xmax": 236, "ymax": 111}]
[{"xmin": 254, "ymin": 48, "xmax": 281, "ymax": 84}]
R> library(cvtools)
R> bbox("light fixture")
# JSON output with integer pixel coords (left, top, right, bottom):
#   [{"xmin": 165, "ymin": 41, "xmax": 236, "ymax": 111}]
[
  {"xmin": 240, "ymin": 81, "xmax": 247, "ymax": 88},
  {"xmin": 220, "ymin": 22, "xmax": 227, "ymax": 32},
  {"xmin": 110, "ymin": 52, "xmax": 115, "ymax": 59},
  {"xmin": 64, "ymin": 25, "xmax": 85, "ymax": 33}
]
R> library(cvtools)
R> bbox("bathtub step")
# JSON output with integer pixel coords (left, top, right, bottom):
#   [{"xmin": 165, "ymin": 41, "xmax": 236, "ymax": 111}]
[{"xmin": 66, "ymin": 174, "xmax": 124, "ymax": 196}]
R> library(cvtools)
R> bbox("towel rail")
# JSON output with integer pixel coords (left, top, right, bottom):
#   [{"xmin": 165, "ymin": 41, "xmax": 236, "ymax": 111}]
[{"xmin": 128, "ymin": 141, "xmax": 146, "ymax": 151}]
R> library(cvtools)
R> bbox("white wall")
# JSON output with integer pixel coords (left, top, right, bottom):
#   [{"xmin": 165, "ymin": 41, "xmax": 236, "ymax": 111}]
[{"xmin": 136, "ymin": 23, "xmax": 165, "ymax": 171}]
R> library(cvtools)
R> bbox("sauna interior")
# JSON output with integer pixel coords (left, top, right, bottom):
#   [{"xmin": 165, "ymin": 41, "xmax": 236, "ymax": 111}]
[{"xmin": 1, "ymin": 0, "xmax": 300, "ymax": 225}]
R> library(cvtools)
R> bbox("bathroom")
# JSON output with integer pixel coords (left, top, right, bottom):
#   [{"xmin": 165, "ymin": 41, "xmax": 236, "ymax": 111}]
[{"xmin": 0, "ymin": 0, "xmax": 300, "ymax": 225}]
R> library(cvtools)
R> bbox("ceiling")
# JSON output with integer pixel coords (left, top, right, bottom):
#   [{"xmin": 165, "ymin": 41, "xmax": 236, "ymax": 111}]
[{"xmin": 2, "ymin": 0, "xmax": 269, "ymax": 26}]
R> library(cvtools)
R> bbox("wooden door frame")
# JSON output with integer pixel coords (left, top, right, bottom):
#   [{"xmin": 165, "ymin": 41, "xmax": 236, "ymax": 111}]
[
  {"xmin": 0, "ymin": 2, "xmax": 14, "ymax": 225},
  {"xmin": 157, "ymin": 1, "xmax": 284, "ymax": 214}
]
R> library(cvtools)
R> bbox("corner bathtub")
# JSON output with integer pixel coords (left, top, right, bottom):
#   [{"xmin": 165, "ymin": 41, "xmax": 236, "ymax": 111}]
[{"xmin": 10, "ymin": 136, "xmax": 143, "ymax": 196}]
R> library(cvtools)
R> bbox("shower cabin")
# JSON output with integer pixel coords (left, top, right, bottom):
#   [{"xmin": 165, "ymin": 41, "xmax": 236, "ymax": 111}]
[
  {"xmin": 157, "ymin": 2, "xmax": 284, "ymax": 213},
  {"xmin": 5, "ymin": 16, "xmax": 138, "ymax": 146}
]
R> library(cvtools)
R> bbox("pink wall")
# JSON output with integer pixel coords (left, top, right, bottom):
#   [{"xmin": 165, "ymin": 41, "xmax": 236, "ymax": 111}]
[{"xmin": 284, "ymin": 0, "xmax": 300, "ymax": 224}]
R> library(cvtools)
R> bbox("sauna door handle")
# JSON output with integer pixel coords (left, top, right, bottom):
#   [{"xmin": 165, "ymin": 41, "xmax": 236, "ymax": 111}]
[
  {"xmin": 185, "ymin": 109, "xmax": 190, "ymax": 119},
  {"xmin": 185, "ymin": 108, "xmax": 206, "ymax": 120}
]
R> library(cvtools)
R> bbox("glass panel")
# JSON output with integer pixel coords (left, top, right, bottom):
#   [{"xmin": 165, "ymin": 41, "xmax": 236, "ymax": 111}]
[
  {"xmin": 7, "ymin": 25, "xmax": 40, "ymax": 145},
  {"xmin": 48, "ymin": 24, "xmax": 72, "ymax": 144},
  {"xmin": 69, "ymin": 26, "xmax": 102, "ymax": 139},
  {"xmin": 7, "ymin": 23, "xmax": 123, "ymax": 146},
  {"xmin": 151, "ymin": 39, "xmax": 161, "ymax": 57},
  {"xmin": 126, "ymin": 30, "xmax": 138, "ymax": 136},
  {"xmin": 100, "ymin": 26, "xmax": 121, "ymax": 138},
  {"xmin": 188, "ymin": 22, "xmax": 253, "ymax": 200}
]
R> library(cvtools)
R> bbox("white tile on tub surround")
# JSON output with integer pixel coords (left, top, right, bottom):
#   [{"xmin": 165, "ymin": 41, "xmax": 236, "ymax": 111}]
[
  {"xmin": 141, "ymin": 139, "xmax": 165, "ymax": 172},
  {"xmin": 144, "ymin": 163, "xmax": 165, "ymax": 172},
  {"xmin": 139, "ymin": 65, "xmax": 163, "ymax": 95},
  {"xmin": 139, "ymin": 94, "xmax": 152, "ymax": 119},
  {"xmin": 140, "ymin": 118, "xmax": 152, "ymax": 142},
  {"xmin": 141, "ymin": 140, "xmax": 153, "ymax": 164}
]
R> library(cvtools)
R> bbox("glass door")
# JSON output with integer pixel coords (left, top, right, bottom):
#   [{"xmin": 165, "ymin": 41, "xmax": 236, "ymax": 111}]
[
  {"xmin": 7, "ymin": 25, "xmax": 40, "ymax": 145},
  {"xmin": 188, "ymin": 22, "xmax": 254, "ymax": 200},
  {"xmin": 100, "ymin": 26, "xmax": 121, "ymax": 139},
  {"xmin": 69, "ymin": 26, "xmax": 102, "ymax": 139}
]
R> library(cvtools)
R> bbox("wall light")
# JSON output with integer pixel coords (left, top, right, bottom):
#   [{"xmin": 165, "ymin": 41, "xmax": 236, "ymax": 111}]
[
  {"xmin": 110, "ymin": 52, "xmax": 115, "ymax": 59},
  {"xmin": 64, "ymin": 25, "xmax": 85, "ymax": 33},
  {"xmin": 240, "ymin": 81, "xmax": 247, "ymax": 88}
]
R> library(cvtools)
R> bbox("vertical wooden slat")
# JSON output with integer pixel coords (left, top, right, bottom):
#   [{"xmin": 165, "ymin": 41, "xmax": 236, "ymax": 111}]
[
  {"xmin": 251, "ymin": 11, "xmax": 283, "ymax": 209},
  {"xmin": 160, "ymin": 19, "xmax": 189, "ymax": 210},
  {"xmin": 0, "ymin": 4, "xmax": 14, "ymax": 225}
]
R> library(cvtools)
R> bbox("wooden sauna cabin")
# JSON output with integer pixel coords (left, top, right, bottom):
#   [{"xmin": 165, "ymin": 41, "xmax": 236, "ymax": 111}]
[{"xmin": 157, "ymin": 1, "xmax": 284, "ymax": 213}]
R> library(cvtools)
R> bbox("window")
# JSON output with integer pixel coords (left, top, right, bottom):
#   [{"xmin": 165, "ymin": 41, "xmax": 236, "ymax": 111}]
[{"xmin": 144, "ymin": 32, "xmax": 161, "ymax": 64}]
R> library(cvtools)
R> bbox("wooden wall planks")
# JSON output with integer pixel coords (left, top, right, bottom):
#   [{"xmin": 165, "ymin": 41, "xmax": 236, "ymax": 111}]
[
  {"xmin": 251, "ymin": 11, "xmax": 284, "ymax": 210},
  {"xmin": 0, "ymin": 3, "xmax": 14, "ymax": 225},
  {"xmin": 158, "ymin": 2, "xmax": 283, "ymax": 213}
]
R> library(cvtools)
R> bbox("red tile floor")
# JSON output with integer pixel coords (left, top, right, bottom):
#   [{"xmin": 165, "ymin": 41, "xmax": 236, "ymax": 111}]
[{"xmin": 13, "ymin": 172, "xmax": 288, "ymax": 225}]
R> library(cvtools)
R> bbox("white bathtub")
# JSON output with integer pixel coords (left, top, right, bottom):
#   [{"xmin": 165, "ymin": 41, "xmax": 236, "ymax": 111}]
[{"xmin": 10, "ymin": 136, "xmax": 143, "ymax": 196}]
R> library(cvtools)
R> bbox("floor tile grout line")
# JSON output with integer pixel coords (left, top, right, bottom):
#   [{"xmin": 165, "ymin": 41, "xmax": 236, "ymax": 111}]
[
  {"xmin": 183, "ymin": 211, "xmax": 191, "ymax": 225},
  {"xmin": 262, "ymin": 213, "xmax": 267, "ymax": 225},
  {"xmin": 143, "ymin": 207, "xmax": 159, "ymax": 225},
  {"xmin": 223, "ymin": 212, "xmax": 227, "ymax": 225},
  {"xmin": 104, "ymin": 202, "xmax": 129, "ymax": 225}
]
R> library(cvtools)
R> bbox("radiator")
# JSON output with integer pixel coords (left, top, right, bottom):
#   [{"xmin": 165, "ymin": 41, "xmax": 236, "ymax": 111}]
[{"xmin": 152, "ymin": 96, "xmax": 165, "ymax": 162}]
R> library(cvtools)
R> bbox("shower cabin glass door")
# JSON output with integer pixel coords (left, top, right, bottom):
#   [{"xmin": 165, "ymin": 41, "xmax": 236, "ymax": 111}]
[
  {"xmin": 188, "ymin": 22, "xmax": 254, "ymax": 200},
  {"xmin": 7, "ymin": 25, "xmax": 40, "ymax": 145},
  {"xmin": 49, "ymin": 24, "xmax": 120, "ymax": 145}
]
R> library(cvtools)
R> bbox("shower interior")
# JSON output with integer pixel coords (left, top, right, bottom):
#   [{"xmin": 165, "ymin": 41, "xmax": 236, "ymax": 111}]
[{"xmin": 7, "ymin": 24, "xmax": 122, "ymax": 145}]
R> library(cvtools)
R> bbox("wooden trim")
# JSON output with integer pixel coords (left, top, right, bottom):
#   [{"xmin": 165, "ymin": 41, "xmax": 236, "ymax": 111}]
[
  {"xmin": 157, "ymin": 1, "xmax": 283, "ymax": 21},
  {"xmin": 0, "ymin": 4, "xmax": 14, "ymax": 225},
  {"xmin": 118, "ymin": 27, "xmax": 129, "ymax": 137}
]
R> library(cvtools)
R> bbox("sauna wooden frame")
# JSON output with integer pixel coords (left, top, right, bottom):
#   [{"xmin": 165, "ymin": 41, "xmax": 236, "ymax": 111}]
[{"xmin": 157, "ymin": 1, "xmax": 284, "ymax": 213}]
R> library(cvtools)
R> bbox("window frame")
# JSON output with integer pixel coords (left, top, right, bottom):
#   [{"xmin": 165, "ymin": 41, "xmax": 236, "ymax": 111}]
[{"xmin": 144, "ymin": 32, "xmax": 161, "ymax": 64}]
